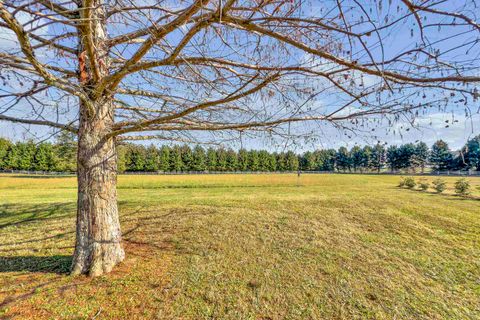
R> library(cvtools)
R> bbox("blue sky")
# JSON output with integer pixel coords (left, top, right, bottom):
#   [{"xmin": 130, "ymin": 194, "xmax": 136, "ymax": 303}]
[{"xmin": 0, "ymin": 0, "xmax": 479, "ymax": 151}]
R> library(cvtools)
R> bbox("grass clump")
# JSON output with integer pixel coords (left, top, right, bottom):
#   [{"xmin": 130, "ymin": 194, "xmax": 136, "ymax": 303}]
[
  {"xmin": 418, "ymin": 179, "xmax": 429, "ymax": 191},
  {"xmin": 454, "ymin": 178, "xmax": 471, "ymax": 195},
  {"xmin": 404, "ymin": 177, "xmax": 416, "ymax": 189},
  {"xmin": 432, "ymin": 178, "xmax": 447, "ymax": 193}
]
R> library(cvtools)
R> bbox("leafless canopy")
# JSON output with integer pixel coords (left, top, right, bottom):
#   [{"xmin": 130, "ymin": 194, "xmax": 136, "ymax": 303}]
[{"xmin": 1, "ymin": 0, "xmax": 479, "ymax": 144}]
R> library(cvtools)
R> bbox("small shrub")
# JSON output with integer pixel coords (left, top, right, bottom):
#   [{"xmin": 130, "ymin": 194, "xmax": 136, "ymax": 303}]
[
  {"xmin": 454, "ymin": 178, "xmax": 471, "ymax": 195},
  {"xmin": 418, "ymin": 179, "xmax": 429, "ymax": 191},
  {"xmin": 398, "ymin": 176, "xmax": 406, "ymax": 187},
  {"xmin": 404, "ymin": 177, "xmax": 416, "ymax": 189},
  {"xmin": 432, "ymin": 178, "xmax": 446, "ymax": 193}
]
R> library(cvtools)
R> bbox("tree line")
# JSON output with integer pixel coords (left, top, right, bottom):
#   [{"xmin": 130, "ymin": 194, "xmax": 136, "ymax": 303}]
[{"xmin": 1, "ymin": 133, "xmax": 479, "ymax": 173}]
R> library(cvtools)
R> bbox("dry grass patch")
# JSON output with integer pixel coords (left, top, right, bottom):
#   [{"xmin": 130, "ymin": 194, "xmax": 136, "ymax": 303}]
[{"xmin": 0, "ymin": 174, "xmax": 479, "ymax": 319}]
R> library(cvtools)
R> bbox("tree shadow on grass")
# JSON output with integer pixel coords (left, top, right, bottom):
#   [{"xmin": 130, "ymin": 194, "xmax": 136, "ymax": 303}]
[
  {"xmin": 0, "ymin": 255, "xmax": 72, "ymax": 274},
  {"xmin": 0, "ymin": 203, "xmax": 75, "ymax": 275},
  {"xmin": 0, "ymin": 202, "xmax": 75, "ymax": 230}
]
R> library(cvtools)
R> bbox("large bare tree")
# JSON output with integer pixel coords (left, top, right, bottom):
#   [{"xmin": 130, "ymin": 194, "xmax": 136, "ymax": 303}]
[{"xmin": 1, "ymin": 0, "xmax": 479, "ymax": 276}]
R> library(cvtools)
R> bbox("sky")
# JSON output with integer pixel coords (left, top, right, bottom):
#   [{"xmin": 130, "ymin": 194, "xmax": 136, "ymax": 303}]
[
  {"xmin": 0, "ymin": 0, "xmax": 479, "ymax": 152},
  {"xmin": 1, "ymin": 110, "xmax": 478, "ymax": 151}
]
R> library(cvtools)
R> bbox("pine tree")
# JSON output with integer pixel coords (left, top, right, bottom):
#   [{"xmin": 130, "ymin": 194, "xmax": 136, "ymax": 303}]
[
  {"xmin": 285, "ymin": 151, "xmax": 299, "ymax": 171},
  {"xmin": 16, "ymin": 141, "xmax": 36, "ymax": 170},
  {"xmin": 350, "ymin": 146, "xmax": 363, "ymax": 172},
  {"xmin": 144, "ymin": 145, "xmax": 160, "ymax": 171},
  {"xmin": 463, "ymin": 135, "xmax": 480, "ymax": 170},
  {"xmin": 34, "ymin": 143, "xmax": 57, "ymax": 171},
  {"xmin": 361, "ymin": 146, "xmax": 372, "ymax": 172},
  {"xmin": 336, "ymin": 147, "xmax": 351, "ymax": 172},
  {"xmin": 301, "ymin": 151, "xmax": 317, "ymax": 171},
  {"xmin": 170, "ymin": 146, "xmax": 184, "ymax": 172},
  {"xmin": 3, "ymin": 144, "xmax": 19, "ymax": 170},
  {"xmin": 226, "ymin": 149, "xmax": 238, "ymax": 171},
  {"xmin": 430, "ymin": 140, "xmax": 453, "ymax": 171},
  {"xmin": 412, "ymin": 142, "xmax": 429, "ymax": 173},
  {"xmin": 126, "ymin": 145, "xmax": 146, "ymax": 171},
  {"xmin": 180, "ymin": 145, "xmax": 193, "ymax": 171},
  {"xmin": 267, "ymin": 153, "xmax": 277, "ymax": 171},
  {"xmin": 117, "ymin": 145, "xmax": 128, "ymax": 173},
  {"xmin": 237, "ymin": 149, "xmax": 249, "ymax": 171},
  {"xmin": 216, "ymin": 148, "xmax": 228, "ymax": 171},
  {"xmin": 397, "ymin": 143, "xmax": 416, "ymax": 171},
  {"xmin": 192, "ymin": 146, "xmax": 207, "ymax": 171},
  {"xmin": 258, "ymin": 150, "xmax": 270, "ymax": 171},
  {"xmin": 0, "ymin": 138, "xmax": 12, "ymax": 170},
  {"xmin": 386, "ymin": 145, "xmax": 399, "ymax": 171},
  {"xmin": 249, "ymin": 150, "xmax": 260, "ymax": 171},
  {"xmin": 206, "ymin": 148, "xmax": 217, "ymax": 171},
  {"xmin": 370, "ymin": 144, "xmax": 386, "ymax": 173},
  {"xmin": 315, "ymin": 149, "xmax": 336, "ymax": 171},
  {"xmin": 158, "ymin": 146, "xmax": 171, "ymax": 172},
  {"xmin": 55, "ymin": 131, "xmax": 77, "ymax": 172}
]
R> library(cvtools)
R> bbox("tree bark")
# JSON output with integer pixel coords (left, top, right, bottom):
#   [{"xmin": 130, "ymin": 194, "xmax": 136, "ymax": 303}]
[
  {"xmin": 70, "ymin": 1, "xmax": 124, "ymax": 277},
  {"xmin": 71, "ymin": 99, "xmax": 124, "ymax": 277}
]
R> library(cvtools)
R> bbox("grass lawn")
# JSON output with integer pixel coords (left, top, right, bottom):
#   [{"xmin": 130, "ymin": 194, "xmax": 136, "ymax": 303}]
[{"xmin": 0, "ymin": 173, "xmax": 479, "ymax": 319}]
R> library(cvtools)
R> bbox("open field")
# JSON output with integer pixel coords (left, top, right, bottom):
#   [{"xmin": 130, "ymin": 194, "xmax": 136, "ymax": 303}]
[{"xmin": 0, "ymin": 174, "xmax": 479, "ymax": 319}]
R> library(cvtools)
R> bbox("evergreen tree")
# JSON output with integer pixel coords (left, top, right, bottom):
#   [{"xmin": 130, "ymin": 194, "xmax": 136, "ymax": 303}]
[
  {"xmin": 117, "ymin": 145, "xmax": 128, "ymax": 173},
  {"xmin": 206, "ymin": 148, "xmax": 217, "ymax": 171},
  {"xmin": 192, "ymin": 146, "xmax": 207, "ymax": 171},
  {"xmin": 55, "ymin": 130, "xmax": 77, "ymax": 172},
  {"xmin": 170, "ymin": 146, "xmax": 184, "ymax": 171},
  {"xmin": 463, "ymin": 135, "xmax": 480, "ymax": 170},
  {"xmin": 258, "ymin": 150, "xmax": 271, "ymax": 171},
  {"xmin": 180, "ymin": 145, "xmax": 193, "ymax": 171},
  {"xmin": 397, "ymin": 143, "xmax": 416, "ymax": 170},
  {"xmin": 300, "ymin": 151, "xmax": 317, "ymax": 171},
  {"xmin": 267, "ymin": 152, "xmax": 277, "ymax": 171},
  {"xmin": 226, "ymin": 149, "xmax": 238, "ymax": 171},
  {"xmin": 315, "ymin": 149, "xmax": 336, "ymax": 171},
  {"xmin": 285, "ymin": 151, "xmax": 299, "ymax": 171},
  {"xmin": 336, "ymin": 147, "xmax": 351, "ymax": 172},
  {"xmin": 3, "ymin": 144, "xmax": 19, "ymax": 170},
  {"xmin": 126, "ymin": 145, "xmax": 146, "ymax": 171},
  {"xmin": 237, "ymin": 149, "xmax": 249, "ymax": 171},
  {"xmin": 216, "ymin": 148, "xmax": 228, "ymax": 171},
  {"xmin": 370, "ymin": 144, "xmax": 386, "ymax": 173},
  {"xmin": 144, "ymin": 145, "xmax": 160, "ymax": 171},
  {"xmin": 34, "ymin": 142, "xmax": 57, "ymax": 171},
  {"xmin": 16, "ymin": 141, "xmax": 36, "ymax": 170},
  {"xmin": 412, "ymin": 142, "xmax": 429, "ymax": 172},
  {"xmin": 430, "ymin": 140, "xmax": 453, "ymax": 171},
  {"xmin": 360, "ymin": 146, "xmax": 372, "ymax": 172},
  {"xmin": 275, "ymin": 152, "xmax": 285, "ymax": 171},
  {"xmin": 350, "ymin": 146, "xmax": 363, "ymax": 172},
  {"xmin": 0, "ymin": 137, "xmax": 12, "ymax": 169},
  {"xmin": 386, "ymin": 145, "xmax": 399, "ymax": 171},
  {"xmin": 158, "ymin": 146, "xmax": 171, "ymax": 171},
  {"xmin": 249, "ymin": 150, "xmax": 260, "ymax": 171}
]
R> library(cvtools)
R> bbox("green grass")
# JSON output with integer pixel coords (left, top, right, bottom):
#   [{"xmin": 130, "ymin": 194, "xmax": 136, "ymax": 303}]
[{"xmin": 0, "ymin": 174, "xmax": 479, "ymax": 319}]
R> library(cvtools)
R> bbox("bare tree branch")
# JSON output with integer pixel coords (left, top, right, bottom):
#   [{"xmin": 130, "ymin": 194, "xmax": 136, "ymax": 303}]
[{"xmin": 0, "ymin": 114, "xmax": 77, "ymax": 133}]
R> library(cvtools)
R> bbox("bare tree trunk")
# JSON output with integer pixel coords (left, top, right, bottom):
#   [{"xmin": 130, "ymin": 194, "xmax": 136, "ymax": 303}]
[
  {"xmin": 69, "ymin": 1, "xmax": 123, "ymax": 277},
  {"xmin": 71, "ymin": 99, "xmax": 124, "ymax": 277}
]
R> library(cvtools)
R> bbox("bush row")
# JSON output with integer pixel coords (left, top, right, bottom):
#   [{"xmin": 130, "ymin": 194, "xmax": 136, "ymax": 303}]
[{"xmin": 398, "ymin": 177, "xmax": 473, "ymax": 195}]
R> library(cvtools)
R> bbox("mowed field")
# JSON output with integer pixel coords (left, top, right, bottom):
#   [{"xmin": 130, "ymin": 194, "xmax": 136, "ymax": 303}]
[{"xmin": 0, "ymin": 174, "xmax": 479, "ymax": 319}]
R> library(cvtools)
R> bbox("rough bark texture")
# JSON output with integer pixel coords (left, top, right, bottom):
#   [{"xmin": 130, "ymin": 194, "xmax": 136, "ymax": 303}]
[
  {"xmin": 70, "ymin": 1, "xmax": 124, "ymax": 277},
  {"xmin": 71, "ymin": 99, "xmax": 124, "ymax": 277}
]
